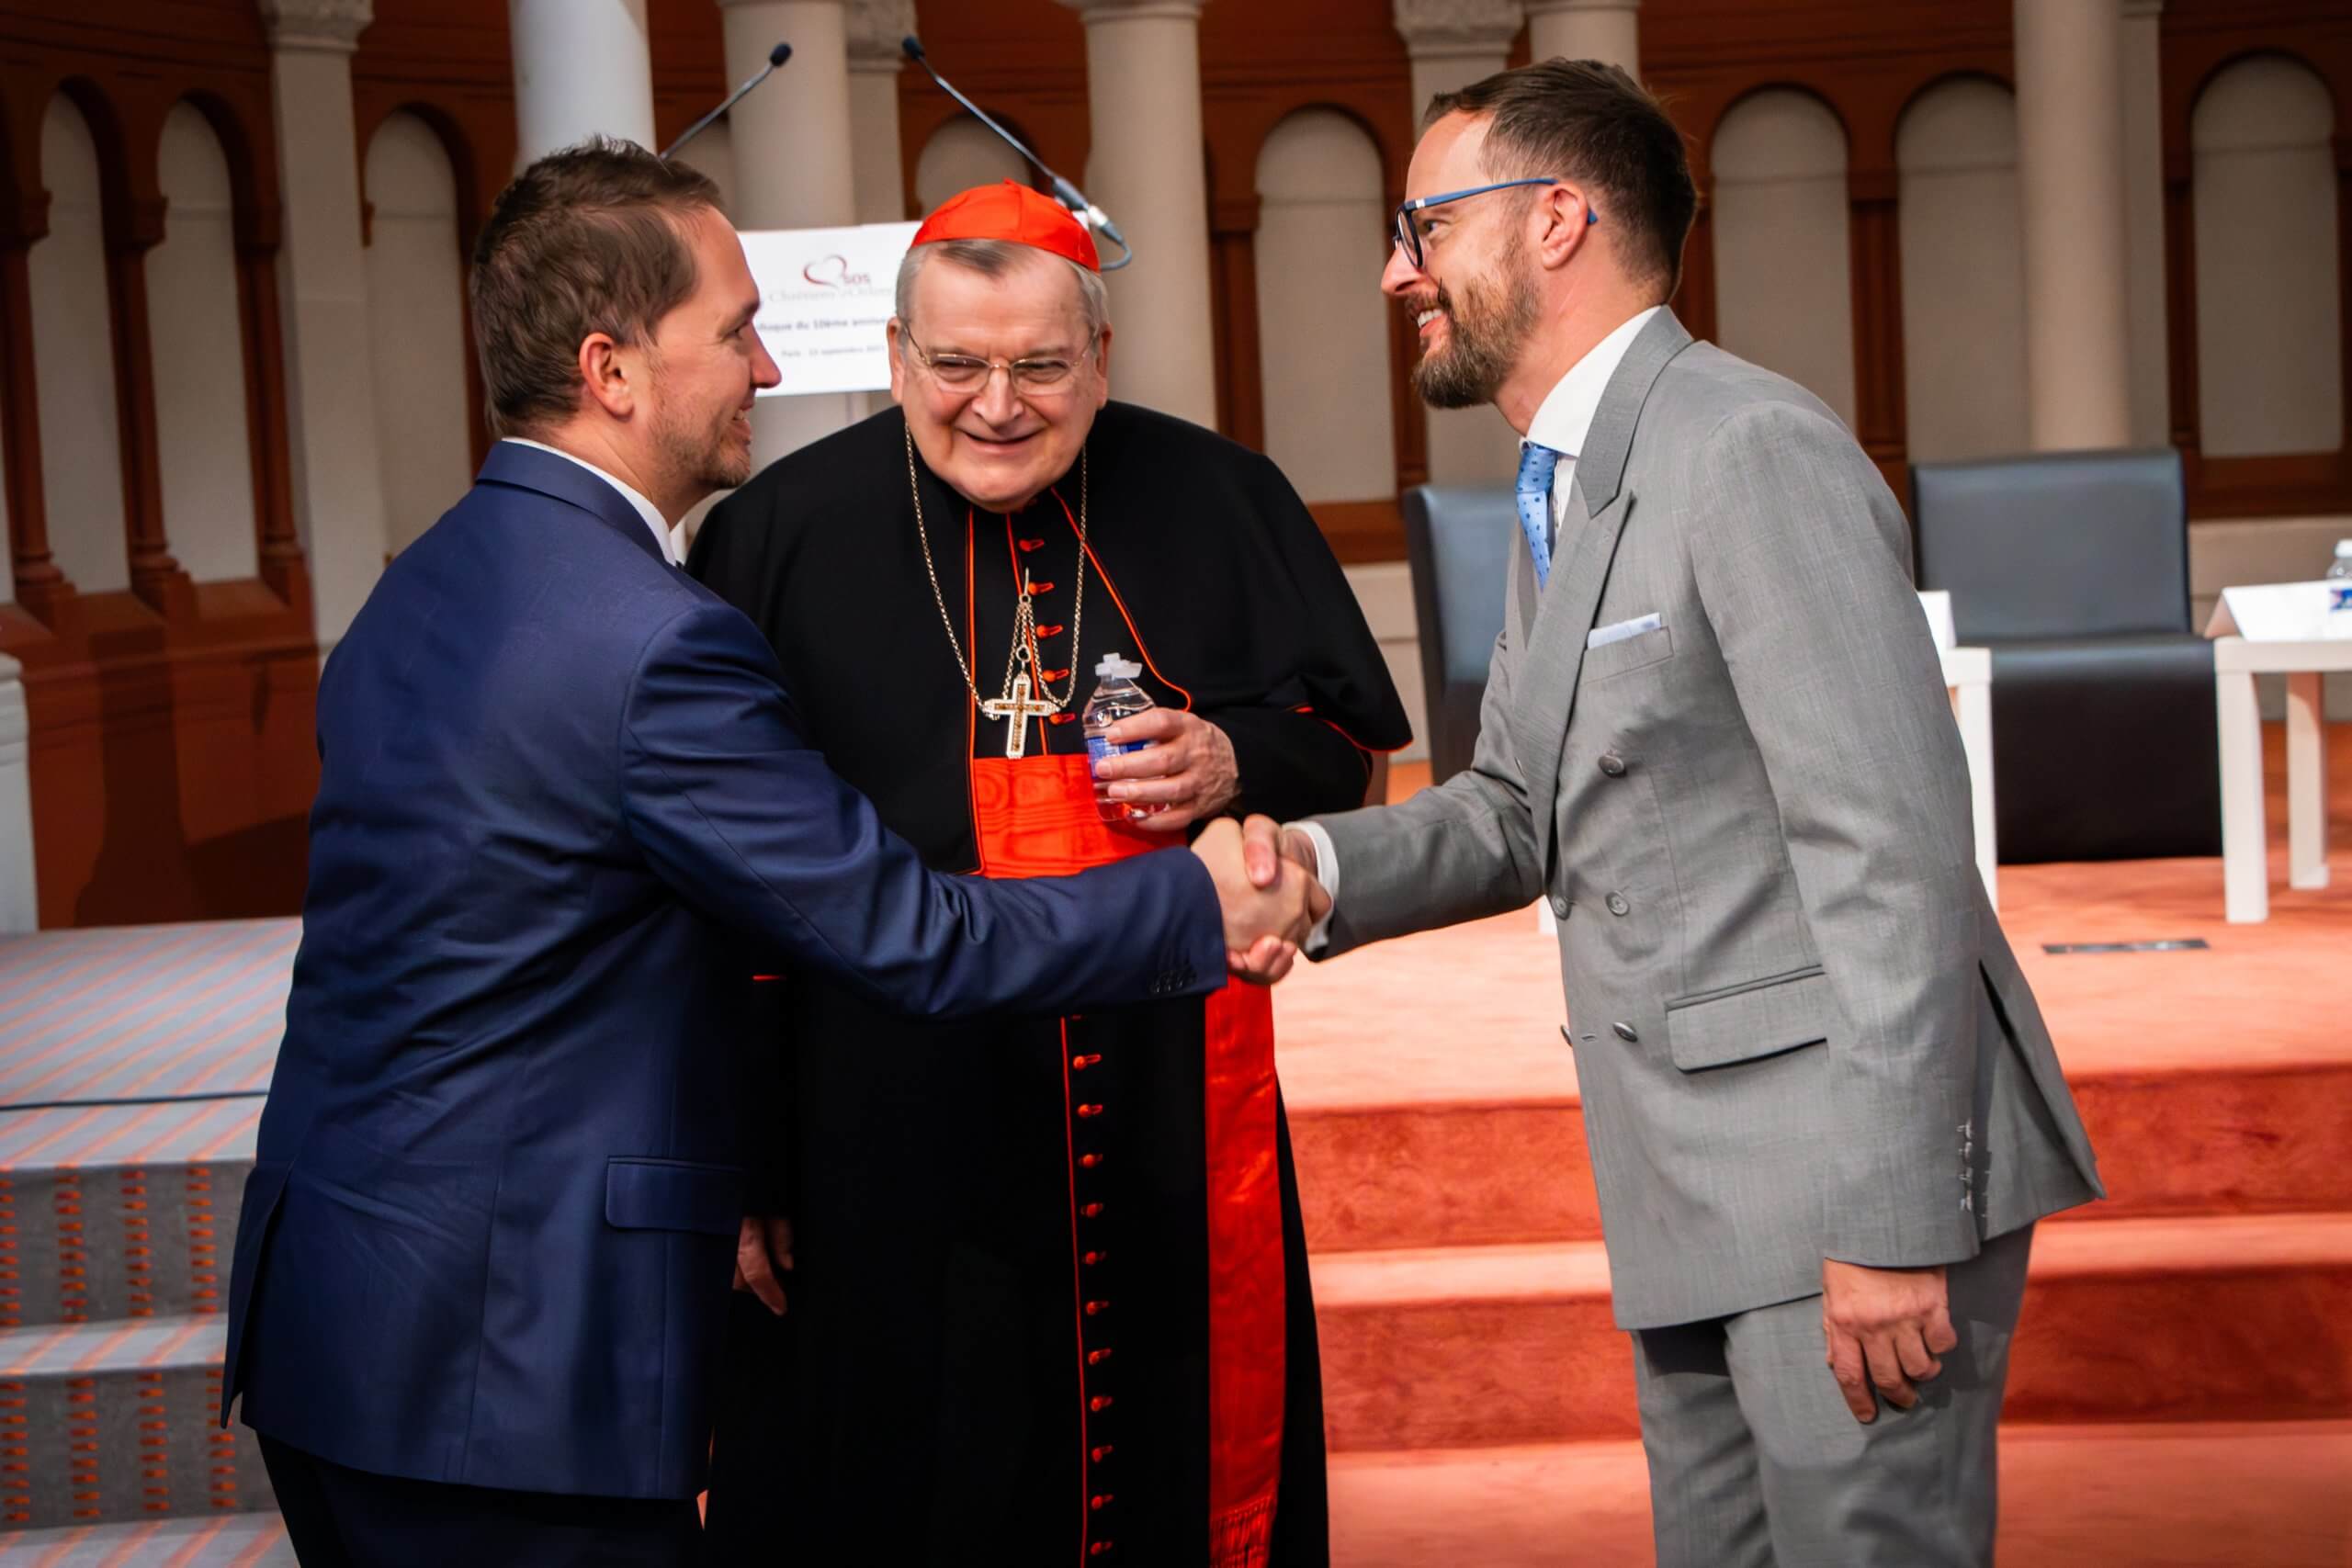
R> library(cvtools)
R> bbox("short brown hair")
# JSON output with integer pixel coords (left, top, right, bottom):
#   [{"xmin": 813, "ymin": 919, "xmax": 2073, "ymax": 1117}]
[
  {"xmin": 1428, "ymin": 59, "xmax": 1699, "ymax": 299},
  {"xmin": 468, "ymin": 138, "xmax": 720, "ymax": 438}
]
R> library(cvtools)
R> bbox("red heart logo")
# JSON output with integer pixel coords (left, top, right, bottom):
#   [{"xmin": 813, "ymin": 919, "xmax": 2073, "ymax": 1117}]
[{"xmin": 802, "ymin": 254, "xmax": 850, "ymax": 287}]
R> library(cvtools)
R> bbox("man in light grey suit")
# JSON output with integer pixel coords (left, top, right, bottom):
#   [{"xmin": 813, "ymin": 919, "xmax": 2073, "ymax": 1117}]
[{"xmin": 1242, "ymin": 60, "xmax": 2103, "ymax": 1565}]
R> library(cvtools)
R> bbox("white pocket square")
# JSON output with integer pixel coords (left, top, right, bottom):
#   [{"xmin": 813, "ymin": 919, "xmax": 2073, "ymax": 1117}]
[{"xmin": 1588, "ymin": 613, "xmax": 1662, "ymax": 650}]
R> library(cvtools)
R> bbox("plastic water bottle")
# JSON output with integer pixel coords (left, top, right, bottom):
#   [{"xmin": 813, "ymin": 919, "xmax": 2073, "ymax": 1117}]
[
  {"xmin": 2327, "ymin": 540, "xmax": 2352, "ymax": 638},
  {"xmin": 1083, "ymin": 654, "xmax": 1164, "ymax": 824}
]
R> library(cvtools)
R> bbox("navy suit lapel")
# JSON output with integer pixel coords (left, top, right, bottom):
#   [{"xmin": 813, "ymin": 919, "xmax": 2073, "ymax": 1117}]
[{"xmin": 477, "ymin": 441, "xmax": 672, "ymax": 569}]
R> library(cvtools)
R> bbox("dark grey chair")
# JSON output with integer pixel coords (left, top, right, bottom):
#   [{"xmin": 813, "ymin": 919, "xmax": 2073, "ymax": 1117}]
[
  {"xmin": 1910, "ymin": 448, "xmax": 2222, "ymax": 863},
  {"xmin": 1402, "ymin": 485, "xmax": 1520, "ymax": 784}
]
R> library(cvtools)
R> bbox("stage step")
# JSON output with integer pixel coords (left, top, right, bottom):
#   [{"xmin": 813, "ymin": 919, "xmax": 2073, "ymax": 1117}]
[
  {"xmin": 1328, "ymin": 1421, "xmax": 2352, "ymax": 1567},
  {"xmin": 0, "ymin": 1153, "xmax": 253, "ymax": 1331},
  {"xmin": 0, "ymin": 1313, "xmax": 272, "ymax": 1530},
  {"xmin": 0, "ymin": 1510, "xmax": 289, "ymax": 1563},
  {"xmin": 1288, "ymin": 1056, "xmax": 2352, "ymax": 1255},
  {"xmin": 1312, "ymin": 1213, "xmax": 2352, "ymax": 1453}
]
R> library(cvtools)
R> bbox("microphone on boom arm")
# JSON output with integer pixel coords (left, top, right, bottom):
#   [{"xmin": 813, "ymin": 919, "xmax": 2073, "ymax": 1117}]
[
  {"xmin": 663, "ymin": 41, "xmax": 793, "ymax": 159},
  {"xmin": 900, "ymin": 36, "xmax": 1134, "ymax": 270}
]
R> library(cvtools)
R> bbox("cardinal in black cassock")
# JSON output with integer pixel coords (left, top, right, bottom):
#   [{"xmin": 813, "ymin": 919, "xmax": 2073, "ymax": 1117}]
[{"xmin": 688, "ymin": 182, "xmax": 1409, "ymax": 1568}]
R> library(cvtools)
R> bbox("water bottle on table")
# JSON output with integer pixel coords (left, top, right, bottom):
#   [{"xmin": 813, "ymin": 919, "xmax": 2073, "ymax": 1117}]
[
  {"xmin": 1083, "ymin": 654, "xmax": 1165, "ymax": 824},
  {"xmin": 2326, "ymin": 539, "xmax": 2352, "ymax": 637}
]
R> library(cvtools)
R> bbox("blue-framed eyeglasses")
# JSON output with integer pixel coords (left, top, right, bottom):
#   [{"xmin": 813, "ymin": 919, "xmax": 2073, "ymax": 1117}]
[{"xmin": 1391, "ymin": 178, "xmax": 1596, "ymax": 270}]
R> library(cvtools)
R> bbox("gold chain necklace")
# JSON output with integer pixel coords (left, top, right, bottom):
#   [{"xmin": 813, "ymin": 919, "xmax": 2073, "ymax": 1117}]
[{"xmin": 907, "ymin": 425, "xmax": 1091, "ymax": 760}]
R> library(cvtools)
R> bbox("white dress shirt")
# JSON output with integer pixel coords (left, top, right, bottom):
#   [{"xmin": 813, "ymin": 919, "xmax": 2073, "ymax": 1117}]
[
  {"xmin": 503, "ymin": 437, "xmax": 685, "ymax": 567},
  {"xmin": 1296, "ymin": 305, "xmax": 1664, "ymax": 945}
]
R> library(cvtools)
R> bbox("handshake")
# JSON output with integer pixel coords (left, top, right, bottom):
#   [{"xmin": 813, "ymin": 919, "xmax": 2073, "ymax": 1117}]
[{"xmin": 1188, "ymin": 816, "xmax": 1328, "ymax": 986}]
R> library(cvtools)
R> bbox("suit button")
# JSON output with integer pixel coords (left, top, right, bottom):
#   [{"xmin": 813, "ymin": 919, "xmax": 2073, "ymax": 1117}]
[
  {"xmin": 1599, "ymin": 752, "xmax": 1627, "ymax": 777},
  {"xmin": 1549, "ymin": 895, "xmax": 1570, "ymax": 919},
  {"xmin": 1612, "ymin": 1021, "xmax": 1639, "ymax": 1043},
  {"xmin": 1606, "ymin": 892, "xmax": 1630, "ymax": 917}
]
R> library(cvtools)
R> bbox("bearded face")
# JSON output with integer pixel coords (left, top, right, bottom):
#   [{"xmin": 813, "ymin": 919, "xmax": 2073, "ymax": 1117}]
[{"xmin": 1409, "ymin": 223, "xmax": 1540, "ymax": 411}]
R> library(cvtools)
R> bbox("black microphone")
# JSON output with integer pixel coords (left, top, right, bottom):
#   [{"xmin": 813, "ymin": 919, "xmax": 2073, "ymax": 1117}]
[
  {"xmin": 901, "ymin": 35, "xmax": 1133, "ymax": 270},
  {"xmin": 662, "ymin": 41, "xmax": 792, "ymax": 159}
]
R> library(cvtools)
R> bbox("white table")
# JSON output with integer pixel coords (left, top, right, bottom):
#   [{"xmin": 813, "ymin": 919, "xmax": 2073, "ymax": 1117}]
[
  {"xmin": 1941, "ymin": 644, "xmax": 1998, "ymax": 910},
  {"xmin": 2215, "ymin": 635, "xmax": 2346, "ymax": 923}
]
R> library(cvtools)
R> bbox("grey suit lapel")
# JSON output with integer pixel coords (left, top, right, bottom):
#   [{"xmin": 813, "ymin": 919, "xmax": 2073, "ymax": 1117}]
[{"xmin": 1511, "ymin": 309, "xmax": 1695, "ymax": 877}]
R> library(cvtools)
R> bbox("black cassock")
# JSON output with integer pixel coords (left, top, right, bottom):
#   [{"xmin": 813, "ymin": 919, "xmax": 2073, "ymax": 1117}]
[{"xmin": 688, "ymin": 401, "xmax": 1409, "ymax": 1567}]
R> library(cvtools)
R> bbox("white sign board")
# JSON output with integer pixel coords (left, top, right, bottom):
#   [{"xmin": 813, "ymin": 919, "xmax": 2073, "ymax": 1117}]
[
  {"xmin": 2204, "ymin": 580, "xmax": 2339, "ymax": 642},
  {"xmin": 739, "ymin": 221, "xmax": 921, "ymax": 397}
]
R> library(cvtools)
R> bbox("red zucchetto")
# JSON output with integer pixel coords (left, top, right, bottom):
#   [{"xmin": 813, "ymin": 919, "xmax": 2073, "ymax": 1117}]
[{"xmin": 910, "ymin": 180, "xmax": 1101, "ymax": 272}]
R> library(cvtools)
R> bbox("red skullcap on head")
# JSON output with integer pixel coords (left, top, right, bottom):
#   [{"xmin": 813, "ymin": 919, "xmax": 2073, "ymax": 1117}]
[{"xmin": 911, "ymin": 180, "xmax": 1101, "ymax": 272}]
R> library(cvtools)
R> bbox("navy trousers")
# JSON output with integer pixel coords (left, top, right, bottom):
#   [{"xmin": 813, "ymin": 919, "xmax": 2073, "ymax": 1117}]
[{"xmin": 259, "ymin": 1436, "xmax": 701, "ymax": 1567}]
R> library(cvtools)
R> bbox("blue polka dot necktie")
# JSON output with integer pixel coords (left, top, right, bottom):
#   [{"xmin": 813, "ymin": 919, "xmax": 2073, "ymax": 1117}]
[{"xmin": 1516, "ymin": 441, "xmax": 1563, "ymax": 589}]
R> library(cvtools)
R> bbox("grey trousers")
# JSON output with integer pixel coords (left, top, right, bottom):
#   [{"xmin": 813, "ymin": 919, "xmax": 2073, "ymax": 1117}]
[{"xmin": 1632, "ymin": 1224, "xmax": 2035, "ymax": 1568}]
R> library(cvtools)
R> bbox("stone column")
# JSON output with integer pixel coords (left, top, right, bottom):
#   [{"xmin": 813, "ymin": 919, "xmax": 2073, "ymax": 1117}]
[
  {"xmin": 0, "ymin": 651, "xmax": 31, "ymax": 931},
  {"xmin": 260, "ymin": 0, "xmax": 390, "ymax": 660},
  {"xmin": 1058, "ymin": 0, "xmax": 1219, "ymax": 430},
  {"xmin": 720, "ymin": 0, "xmax": 866, "ymax": 466},
  {"xmin": 507, "ymin": 0, "xmax": 657, "ymax": 164},
  {"xmin": 1525, "ymin": 0, "xmax": 1639, "ymax": 71},
  {"xmin": 847, "ymin": 0, "xmax": 915, "ymax": 224},
  {"xmin": 1394, "ymin": 0, "xmax": 1524, "ymax": 484},
  {"xmin": 2014, "ymin": 0, "xmax": 2133, "ymax": 450},
  {"xmin": 2120, "ymin": 0, "xmax": 2170, "ymax": 447}
]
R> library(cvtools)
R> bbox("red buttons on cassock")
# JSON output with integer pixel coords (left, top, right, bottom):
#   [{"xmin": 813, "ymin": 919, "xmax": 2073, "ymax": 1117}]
[
  {"xmin": 1082, "ymin": 1202, "xmax": 1104, "ymax": 1217},
  {"xmin": 1085, "ymin": 1300, "xmax": 1110, "ymax": 1315},
  {"xmin": 1071, "ymin": 1053, "xmax": 1102, "ymax": 1071},
  {"xmin": 1080, "ymin": 1153, "xmax": 1104, "ymax": 1168},
  {"xmin": 1019, "ymin": 537, "xmax": 1046, "ymax": 552},
  {"xmin": 1030, "ymin": 581, "xmax": 1056, "ymax": 594},
  {"xmin": 1083, "ymin": 1250, "xmax": 1107, "ymax": 1265},
  {"xmin": 1089, "ymin": 1544, "xmax": 1110, "ymax": 1557},
  {"xmin": 1091, "ymin": 1444, "xmax": 1115, "ymax": 1462},
  {"xmin": 1089, "ymin": 1395, "xmax": 1114, "ymax": 1412},
  {"xmin": 1076, "ymin": 1103, "xmax": 1103, "ymax": 1118},
  {"xmin": 1091, "ymin": 1495, "xmax": 1114, "ymax": 1510},
  {"xmin": 1050, "ymin": 713, "xmax": 1078, "ymax": 726},
  {"xmin": 1088, "ymin": 1348, "xmax": 1113, "ymax": 1365},
  {"xmin": 1036, "ymin": 624, "xmax": 1066, "ymax": 638}
]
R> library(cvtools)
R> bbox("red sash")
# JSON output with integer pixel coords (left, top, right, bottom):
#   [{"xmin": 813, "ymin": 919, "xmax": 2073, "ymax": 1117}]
[{"xmin": 971, "ymin": 754, "xmax": 1284, "ymax": 1568}]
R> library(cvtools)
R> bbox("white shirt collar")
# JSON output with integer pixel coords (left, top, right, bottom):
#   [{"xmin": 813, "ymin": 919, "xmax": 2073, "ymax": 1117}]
[
  {"xmin": 1521, "ymin": 305, "xmax": 1664, "ymax": 463},
  {"xmin": 502, "ymin": 437, "xmax": 684, "ymax": 567}
]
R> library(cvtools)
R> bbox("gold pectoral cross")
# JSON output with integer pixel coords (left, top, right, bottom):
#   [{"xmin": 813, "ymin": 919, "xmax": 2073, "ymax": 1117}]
[{"xmin": 978, "ymin": 672, "xmax": 1062, "ymax": 760}]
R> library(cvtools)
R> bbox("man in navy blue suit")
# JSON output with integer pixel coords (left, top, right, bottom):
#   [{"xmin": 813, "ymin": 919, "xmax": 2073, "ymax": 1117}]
[{"xmin": 222, "ymin": 140, "xmax": 1325, "ymax": 1566}]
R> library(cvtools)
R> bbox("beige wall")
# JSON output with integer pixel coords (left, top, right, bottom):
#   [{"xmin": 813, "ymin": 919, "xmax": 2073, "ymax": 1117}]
[
  {"xmin": 1710, "ymin": 89, "xmax": 1858, "ymax": 427},
  {"xmin": 30, "ymin": 94, "xmax": 129, "ymax": 595},
  {"xmin": 1897, "ymin": 77, "xmax": 2030, "ymax": 463},
  {"xmin": 364, "ymin": 113, "xmax": 476, "ymax": 558},
  {"xmin": 1254, "ymin": 109, "xmax": 1396, "ymax": 504},
  {"xmin": 668, "ymin": 118, "xmax": 740, "ymax": 219},
  {"xmin": 2120, "ymin": 1, "xmax": 2170, "ymax": 447},
  {"xmin": 1343, "ymin": 560, "xmax": 1428, "ymax": 763},
  {"xmin": 915, "ymin": 115, "xmax": 1027, "ymax": 216},
  {"xmin": 2192, "ymin": 54, "xmax": 2342, "ymax": 458},
  {"xmin": 150, "ymin": 102, "xmax": 260, "ymax": 584}
]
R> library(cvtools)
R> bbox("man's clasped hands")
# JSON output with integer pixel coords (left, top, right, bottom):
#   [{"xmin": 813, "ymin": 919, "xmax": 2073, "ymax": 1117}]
[{"xmin": 1192, "ymin": 816, "xmax": 1328, "ymax": 986}]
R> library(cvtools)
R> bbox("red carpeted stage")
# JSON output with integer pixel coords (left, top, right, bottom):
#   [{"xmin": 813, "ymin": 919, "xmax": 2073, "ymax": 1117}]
[
  {"xmin": 1277, "ymin": 731, "xmax": 2352, "ymax": 1566},
  {"xmin": 0, "ymin": 732, "xmax": 2345, "ymax": 1562}
]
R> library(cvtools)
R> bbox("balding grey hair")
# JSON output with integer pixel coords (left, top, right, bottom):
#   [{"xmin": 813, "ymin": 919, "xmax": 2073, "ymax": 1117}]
[{"xmin": 894, "ymin": 237, "xmax": 1110, "ymax": 348}]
